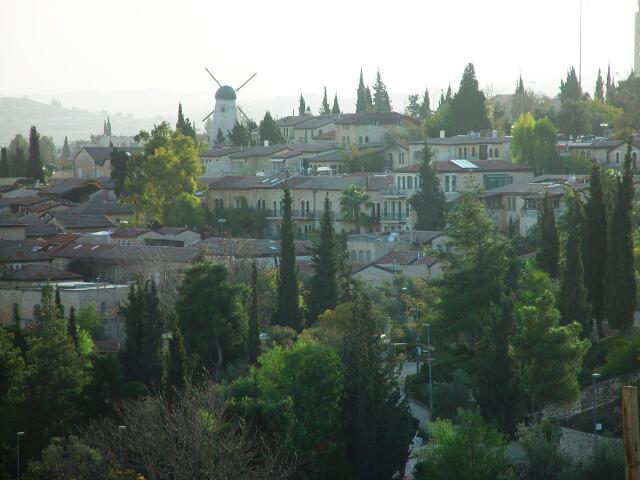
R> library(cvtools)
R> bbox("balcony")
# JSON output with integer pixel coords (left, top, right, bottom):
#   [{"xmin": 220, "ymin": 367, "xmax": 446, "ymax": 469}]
[{"xmin": 379, "ymin": 213, "xmax": 406, "ymax": 222}]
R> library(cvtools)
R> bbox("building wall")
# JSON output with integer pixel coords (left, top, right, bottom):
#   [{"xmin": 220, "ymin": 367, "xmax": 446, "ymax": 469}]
[
  {"xmin": 409, "ymin": 141, "xmax": 512, "ymax": 164},
  {"xmin": 208, "ymin": 98, "xmax": 238, "ymax": 147},
  {"xmin": 0, "ymin": 225, "xmax": 27, "ymax": 240},
  {"xmin": 336, "ymin": 123, "xmax": 409, "ymax": 146},
  {"xmin": 74, "ymin": 150, "xmax": 97, "ymax": 179},
  {"xmin": 292, "ymin": 123, "xmax": 337, "ymax": 144}
]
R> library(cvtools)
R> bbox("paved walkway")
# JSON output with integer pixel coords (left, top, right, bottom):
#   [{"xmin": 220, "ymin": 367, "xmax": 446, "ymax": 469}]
[{"xmin": 399, "ymin": 361, "xmax": 431, "ymax": 431}]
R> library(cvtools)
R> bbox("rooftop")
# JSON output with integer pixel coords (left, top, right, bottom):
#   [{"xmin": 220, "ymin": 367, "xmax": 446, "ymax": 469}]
[
  {"xmin": 47, "ymin": 212, "xmax": 116, "ymax": 229},
  {"xmin": 393, "ymin": 159, "xmax": 532, "ymax": 174},
  {"xmin": 335, "ymin": 111, "xmax": 416, "ymax": 126}
]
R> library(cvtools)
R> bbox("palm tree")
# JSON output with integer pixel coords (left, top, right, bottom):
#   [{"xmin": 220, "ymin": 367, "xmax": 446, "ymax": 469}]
[{"xmin": 340, "ymin": 184, "xmax": 370, "ymax": 233}]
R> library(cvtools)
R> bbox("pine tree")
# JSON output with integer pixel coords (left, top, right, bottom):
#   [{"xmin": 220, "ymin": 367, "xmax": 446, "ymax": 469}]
[
  {"xmin": 215, "ymin": 128, "xmax": 226, "ymax": 145},
  {"xmin": 585, "ymin": 164, "xmax": 607, "ymax": 338},
  {"xmin": 167, "ymin": 320, "xmax": 187, "ymax": 391},
  {"xmin": 320, "ymin": 86, "xmax": 331, "ymax": 114},
  {"xmin": 27, "ymin": 126, "xmax": 44, "ymax": 182},
  {"xmin": 559, "ymin": 66, "xmax": 582, "ymax": 103},
  {"xmin": 516, "ymin": 75, "xmax": 525, "ymax": 95},
  {"xmin": 372, "ymin": 69, "xmax": 392, "ymax": 112},
  {"xmin": 409, "ymin": 143, "xmax": 446, "ymax": 230},
  {"xmin": 298, "ymin": 94, "xmax": 306, "ymax": 116},
  {"xmin": 259, "ymin": 111, "xmax": 284, "ymax": 145},
  {"xmin": 0, "ymin": 147, "xmax": 9, "ymax": 177},
  {"xmin": 605, "ymin": 140, "xmax": 637, "ymax": 332},
  {"xmin": 176, "ymin": 102, "xmax": 196, "ymax": 138},
  {"xmin": 61, "ymin": 136, "xmax": 70, "ymax": 163},
  {"xmin": 356, "ymin": 68, "xmax": 371, "ymax": 113},
  {"xmin": 594, "ymin": 68, "xmax": 605, "ymax": 102},
  {"xmin": 450, "ymin": 63, "xmax": 490, "ymax": 135},
  {"xmin": 332, "ymin": 93, "xmax": 341, "ymax": 114},
  {"xmin": 537, "ymin": 193, "xmax": 560, "ymax": 279},
  {"xmin": 247, "ymin": 262, "xmax": 260, "ymax": 364},
  {"xmin": 272, "ymin": 184, "xmax": 302, "ymax": 331},
  {"xmin": 228, "ymin": 120, "xmax": 249, "ymax": 146},
  {"xmin": 177, "ymin": 102, "xmax": 186, "ymax": 131},
  {"xmin": 559, "ymin": 193, "xmax": 591, "ymax": 337},
  {"xmin": 67, "ymin": 306, "xmax": 78, "ymax": 349},
  {"xmin": 365, "ymin": 86, "xmax": 373, "ymax": 112},
  {"xmin": 419, "ymin": 88, "xmax": 431, "ymax": 119},
  {"xmin": 309, "ymin": 196, "xmax": 338, "ymax": 321}
]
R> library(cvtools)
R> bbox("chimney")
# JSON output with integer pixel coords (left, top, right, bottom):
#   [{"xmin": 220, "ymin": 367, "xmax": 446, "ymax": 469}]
[
  {"xmin": 440, "ymin": 130, "xmax": 445, "ymax": 138},
  {"xmin": 264, "ymin": 140, "xmax": 269, "ymax": 147}
]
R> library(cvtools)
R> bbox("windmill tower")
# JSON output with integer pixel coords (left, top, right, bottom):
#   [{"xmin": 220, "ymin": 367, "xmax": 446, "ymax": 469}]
[{"xmin": 202, "ymin": 68, "xmax": 257, "ymax": 145}]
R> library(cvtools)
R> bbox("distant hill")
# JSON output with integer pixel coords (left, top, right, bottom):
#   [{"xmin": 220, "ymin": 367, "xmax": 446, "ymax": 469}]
[{"xmin": 0, "ymin": 97, "xmax": 170, "ymax": 147}]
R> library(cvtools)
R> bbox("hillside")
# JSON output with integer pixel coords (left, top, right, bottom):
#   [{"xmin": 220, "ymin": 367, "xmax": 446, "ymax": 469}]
[{"xmin": 0, "ymin": 97, "xmax": 169, "ymax": 146}]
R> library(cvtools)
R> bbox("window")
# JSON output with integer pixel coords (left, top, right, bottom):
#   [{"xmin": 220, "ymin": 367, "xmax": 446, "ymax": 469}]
[
  {"xmin": 306, "ymin": 200, "xmax": 310, "ymax": 214},
  {"xmin": 365, "ymin": 136, "xmax": 369, "ymax": 143},
  {"xmin": 402, "ymin": 177, "xmax": 406, "ymax": 190},
  {"xmin": 407, "ymin": 176, "xmax": 413, "ymax": 189},
  {"xmin": 400, "ymin": 152, "xmax": 405, "ymax": 164},
  {"xmin": 489, "ymin": 149, "xmax": 493, "ymax": 158},
  {"xmin": 494, "ymin": 148, "xmax": 499, "ymax": 158},
  {"xmin": 359, "ymin": 136, "xmax": 363, "ymax": 144},
  {"xmin": 463, "ymin": 147, "xmax": 467, "ymax": 158},
  {"xmin": 616, "ymin": 152, "xmax": 621, "ymax": 164},
  {"xmin": 524, "ymin": 198, "xmax": 537, "ymax": 210},
  {"xmin": 318, "ymin": 129, "xmax": 323, "ymax": 136},
  {"xmin": 483, "ymin": 174, "xmax": 513, "ymax": 190},
  {"xmin": 273, "ymin": 201, "xmax": 277, "ymax": 215},
  {"xmin": 444, "ymin": 175, "xmax": 457, "ymax": 192},
  {"xmin": 480, "ymin": 144, "xmax": 488, "ymax": 160},
  {"xmin": 358, "ymin": 250, "xmax": 364, "ymax": 261},
  {"xmin": 221, "ymin": 107, "xmax": 226, "ymax": 113},
  {"xmin": 366, "ymin": 251, "xmax": 371, "ymax": 262},
  {"xmin": 397, "ymin": 177, "xmax": 401, "ymax": 188},
  {"xmin": 458, "ymin": 147, "xmax": 462, "ymax": 157},
  {"xmin": 472, "ymin": 147, "xmax": 476, "ymax": 157}
]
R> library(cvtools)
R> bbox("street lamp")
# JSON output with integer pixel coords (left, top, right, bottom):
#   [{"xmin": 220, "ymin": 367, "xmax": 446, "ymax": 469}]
[
  {"xmin": 118, "ymin": 425, "xmax": 127, "ymax": 466},
  {"xmin": 426, "ymin": 324, "xmax": 433, "ymax": 412},
  {"xmin": 592, "ymin": 373, "xmax": 601, "ymax": 461},
  {"xmin": 16, "ymin": 431, "xmax": 24, "ymax": 480}
]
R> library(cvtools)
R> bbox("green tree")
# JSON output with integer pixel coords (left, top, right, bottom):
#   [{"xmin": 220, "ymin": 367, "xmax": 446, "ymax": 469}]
[
  {"xmin": 228, "ymin": 120, "xmax": 250, "ymax": 146},
  {"xmin": 0, "ymin": 147, "xmax": 10, "ymax": 177},
  {"xmin": 475, "ymin": 292, "xmax": 525, "ymax": 435},
  {"xmin": 109, "ymin": 147, "xmax": 129, "ymax": 199},
  {"xmin": 231, "ymin": 338, "xmax": 346, "ymax": 479},
  {"xmin": 259, "ymin": 111, "xmax": 284, "ymax": 145},
  {"xmin": 76, "ymin": 305, "xmax": 103, "ymax": 339},
  {"xmin": 406, "ymin": 94, "xmax": 421, "ymax": 118},
  {"xmin": 605, "ymin": 140, "xmax": 637, "ymax": 332},
  {"xmin": 513, "ymin": 291, "xmax": 589, "ymax": 409},
  {"xmin": 594, "ymin": 68, "xmax": 605, "ymax": 103},
  {"xmin": 215, "ymin": 128, "xmax": 226, "ymax": 145},
  {"xmin": 339, "ymin": 184, "xmax": 370, "ymax": 233},
  {"xmin": 537, "ymin": 193, "xmax": 560, "ymax": 278},
  {"xmin": 356, "ymin": 68, "xmax": 372, "ymax": 113},
  {"xmin": 176, "ymin": 262, "xmax": 248, "ymax": 376},
  {"xmin": 247, "ymin": 262, "xmax": 261, "ymax": 364},
  {"xmin": 27, "ymin": 125, "xmax": 44, "ymax": 182},
  {"xmin": 557, "ymin": 99, "xmax": 591, "ymax": 139},
  {"xmin": 610, "ymin": 74, "xmax": 640, "ymax": 131},
  {"xmin": 331, "ymin": 93, "xmax": 341, "ymax": 114},
  {"xmin": 308, "ymin": 196, "xmax": 339, "ymax": 321},
  {"xmin": 21, "ymin": 284, "xmax": 91, "ymax": 462},
  {"xmin": 517, "ymin": 421, "xmax": 569, "ymax": 480},
  {"xmin": 298, "ymin": 94, "xmax": 306, "ymax": 116},
  {"xmin": 450, "ymin": 63, "xmax": 490, "ymax": 135},
  {"xmin": 372, "ymin": 69, "xmax": 392, "ymax": 112},
  {"xmin": 67, "ymin": 306, "xmax": 78, "ymax": 349},
  {"xmin": 511, "ymin": 113, "xmax": 558, "ymax": 175},
  {"xmin": 8, "ymin": 134, "xmax": 28, "ymax": 177},
  {"xmin": 119, "ymin": 281, "xmax": 165, "ymax": 390},
  {"xmin": 175, "ymin": 102, "xmax": 196, "ymax": 138},
  {"xmin": 167, "ymin": 320, "xmax": 188, "ymax": 392},
  {"xmin": 39, "ymin": 135, "xmax": 57, "ymax": 167},
  {"xmin": 61, "ymin": 136, "xmax": 71, "ymax": 163},
  {"xmin": 559, "ymin": 67, "xmax": 581, "ymax": 102},
  {"xmin": 126, "ymin": 122, "xmax": 202, "ymax": 225},
  {"xmin": 585, "ymin": 164, "xmax": 607, "ymax": 338},
  {"xmin": 414, "ymin": 409, "xmax": 510, "ymax": 480},
  {"xmin": 320, "ymin": 86, "xmax": 331, "ymax": 114},
  {"xmin": 559, "ymin": 192, "xmax": 591, "ymax": 337},
  {"xmin": 409, "ymin": 143, "xmax": 446, "ymax": 230},
  {"xmin": 606, "ymin": 64, "xmax": 616, "ymax": 104},
  {"xmin": 272, "ymin": 185, "xmax": 303, "ymax": 331},
  {"xmin": 342, "ymin": 294, "xmax": 414, "ymax": 480},
  {"xmin": 420, "ymin": 87, "xmax": 431, "ymax": 119}
]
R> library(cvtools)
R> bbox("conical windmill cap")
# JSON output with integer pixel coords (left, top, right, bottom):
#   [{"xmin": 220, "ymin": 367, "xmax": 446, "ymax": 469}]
[{"xmin": 215, "ymin": 85, "xmax": 237, "ymax": 100}]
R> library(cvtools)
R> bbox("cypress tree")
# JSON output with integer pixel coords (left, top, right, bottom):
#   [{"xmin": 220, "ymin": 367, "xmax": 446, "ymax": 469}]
[
  {"xmin": 228, "ymin": 120, "xmax": 249, "ymax": 146},
  {"xmin": 54, "ymin": 287, "xmax": 64, "ymax": 317},
  {"xmin": 247, "ymin": 262, "xmax": 260, "ymax": 364},
  {"xmin": 372, "ymin": 69, "xmax": 392, "ymax": 112},
  {"xmin": 176, "ymin": 102, "xmax": 196, "ymax": 138},
  {"xmin": 215, "ymin": 128, "xmax": 226, "ymax": 145},
  {"xmin": 167, "ymin": 320, "xmax": 187, "ymax": 391},
  {"xmin": 332, "ymin": 93, "xmax": 341, "ymax": 114},
  {"xmin": 177, "ymin": 102, "xmax": 186, "ymax": 131},
  {"xmin": 594, "ymin": 68, "xmax": 605, "ymax": 102},
  {"xmin": 298, "ymin": 95, "xmax": 306, "ymax": 116},
  {"xmin": 309, "ymin": 196, "xmax": 338, "ymax": 321},
  {"xmin": 27, "ymin": 126, "xmax": 44, "ymax": 182},
  {"xmin": 365, "ymin": 86, "xmax": 373, "ymax": 112},
  {"xmin": 409, "ymin": 143, "xmax": 446, "ymax": 230},
  {"xmin": 67, "ymin": 306, "xmax": 78, "ymax": 349},
  {"xmin": 605, "ymin": 140, "xmax": 637, "ymax": 332},
  {"xmin": 559, "ymin": 66, "xmax": 581, "ymax": 103},
  {"xmin": 140, "ymin": 280, "xmax": 164, "ymax": 390},
  {"xmin": 355, "ymin": 68, "xmax": 371, "ymax": 113},
  {"xmin": 259, "ymin": 111, "xmax": 284, "ymax": 145},
  {"xmin": 605, "ymin": 64, "xmax": 615, "ymax": 104},
  {"xmin": 320, "ymin": 86, "xmax": 331, "ymax": 114},
  {"xmin": 106, "ymin": 117, "xmax": 112, "ymax": 136},
  {"xmin": 419, "ymin": 88, "xmax": 431, "ymax": 119},
  {"xmin": 61, "ymin": 136, "xmax": 70, "ymax": 163},
  {"xmin": 536, "ymin": 193, "xmax": 560, "ymax": 279},
  {"xmin": 585, "ymin": 164, "xmax": 607, "ymax": 337},
  {"xmin": 515, "ymin": 74, "xmax": 525, "ymax": 95},
  {"xmin": 0, "ymin": 147, "xmax": 9, "ymax": 177},
  {"xmin": 559, "ymin": 193, "xmax": 591, "ymax": 337},
  {"xmin": 272, "ymin": 184, "xmax": 302, "ymax": 331}
]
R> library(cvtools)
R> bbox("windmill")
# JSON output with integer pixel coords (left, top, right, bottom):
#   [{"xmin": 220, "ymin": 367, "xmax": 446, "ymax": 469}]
[{"xmin": 202, "ymin": 68, "xmax": 257, "ymax": 145}]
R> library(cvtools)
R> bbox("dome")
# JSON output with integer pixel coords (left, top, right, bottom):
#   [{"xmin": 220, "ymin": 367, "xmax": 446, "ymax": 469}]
[{"xmin": 215, "ymin": 85, "xmax": 237, "ymax": 101}]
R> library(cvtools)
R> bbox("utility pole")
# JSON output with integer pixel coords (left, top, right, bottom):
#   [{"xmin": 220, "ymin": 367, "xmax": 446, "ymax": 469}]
[
  {"xmin": 426, "ymin": 323, "xmax": 433, "ymax": 411},
  {"xmin": 623, "ymin": 386, "xmax": 640, "ymax": 480}
]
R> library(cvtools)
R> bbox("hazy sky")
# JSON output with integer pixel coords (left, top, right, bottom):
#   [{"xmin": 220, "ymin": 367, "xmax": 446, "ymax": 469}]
[{"xmin": 0, "ymin": 0, "xmax": 637, "ymax": 117}]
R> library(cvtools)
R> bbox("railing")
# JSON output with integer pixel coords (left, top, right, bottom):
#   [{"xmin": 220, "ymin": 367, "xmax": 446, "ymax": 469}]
[
  {"xmin": 380, "ymin": 188, "xmax": 413, "ymax": 196},
  {"xmin": 266, "ymin": 209, "xmax": 335, "ymax": 220},
  {"xmin": 379, "ymin": 213, "xmax": 406, "ymax": 221}
]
